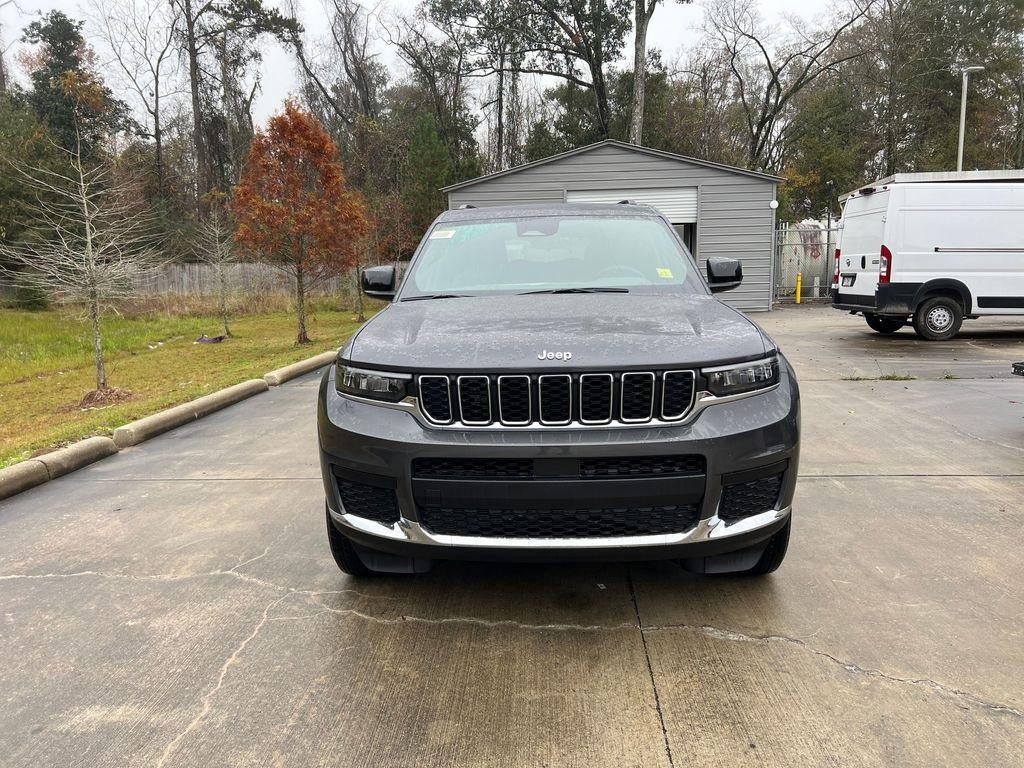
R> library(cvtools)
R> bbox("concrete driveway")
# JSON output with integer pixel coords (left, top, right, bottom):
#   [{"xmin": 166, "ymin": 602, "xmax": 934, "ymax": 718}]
[{"xmin": 2, "ymin": 305, "xmax": 1023, "ymax": 767}]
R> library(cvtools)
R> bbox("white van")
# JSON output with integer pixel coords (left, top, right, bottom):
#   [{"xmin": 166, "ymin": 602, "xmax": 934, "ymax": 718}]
[{"xmin": 831, "ymin": 171, "xmax": 1024, "ymax": 340}]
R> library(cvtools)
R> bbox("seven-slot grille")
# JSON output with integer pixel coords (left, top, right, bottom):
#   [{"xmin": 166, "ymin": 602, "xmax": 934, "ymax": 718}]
[{"xmin": 417, "ymin": 370, "xmax": 695, "ymax": 427}]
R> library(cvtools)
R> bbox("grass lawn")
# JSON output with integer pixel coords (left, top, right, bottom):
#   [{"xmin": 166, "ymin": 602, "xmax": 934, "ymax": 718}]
[{"xmin": 0, "ymin": 306, "xmax": 368, "ymax": 468}]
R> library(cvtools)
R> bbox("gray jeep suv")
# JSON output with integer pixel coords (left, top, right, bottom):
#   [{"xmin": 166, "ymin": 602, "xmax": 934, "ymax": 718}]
[{"xmin": 318, "ymin": 203, "xmax": 799, "ymax": 576}]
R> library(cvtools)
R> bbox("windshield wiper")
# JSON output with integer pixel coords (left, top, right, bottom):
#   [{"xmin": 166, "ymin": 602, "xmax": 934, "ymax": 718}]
[
  {"xmin": 518, "ymin": 287, "xmax": 630, "ymax": 295},
  {"xmin": 401, "ymin": 293, "xmax": 469, "ymax": 302}
]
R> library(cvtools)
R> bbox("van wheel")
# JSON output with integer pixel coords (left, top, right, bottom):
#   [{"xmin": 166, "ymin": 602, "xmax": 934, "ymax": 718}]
[
  {"xmin": 913, "ymin": 297, "xmax": 963, "ymax": 341},
  {"xmin": 326, "ymin": 508, "xmax": 373, "ymax": 577},
  {"xmin": 865, "ymin": 314, "xmax": 905, "ymax": 334}
]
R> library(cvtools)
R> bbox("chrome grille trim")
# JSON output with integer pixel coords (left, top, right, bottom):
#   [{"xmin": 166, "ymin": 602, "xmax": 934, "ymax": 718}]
[
  {"xmin": 418, "ymin": 375, "xmax": 453, "ymax": 424},
  {"xmin": 661, "ymin": 370, "xmax": 697, "ymax": 421},
  {"xmin": 579, "ymin": 373, "xmax": 614, "ymax": 425},
  {"xmin": 497, "ymin": 375, "xmax": 532, "ymax": 426},
  {"xmin": 406, "ymin": 369, "xmax": 719, "ymax": 429},
  {"xmin": 619, "ymin": 371, "xmax": 655, "ymax": 423},
  {"xmin": 537, "ymin": 374, "xmax": 573, "ymax": 425},
  {"xmin": 456, "ymin": 375, "xmax": 492, "ymax": 425}
]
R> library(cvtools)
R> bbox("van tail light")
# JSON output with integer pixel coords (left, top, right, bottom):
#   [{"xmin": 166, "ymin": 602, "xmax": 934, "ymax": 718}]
[
  {"xmin": 832, "ymin": 248, "xmax": 841, "ymax": 286},
  {"xmin": 879, "ymin": 245, "xmax": 893, "ymax": 284}
]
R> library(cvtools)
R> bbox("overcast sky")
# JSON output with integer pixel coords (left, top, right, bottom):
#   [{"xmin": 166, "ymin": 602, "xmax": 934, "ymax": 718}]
[{"xmin": 2, "ymin": 0, "xmax": 822, "ymax": 124}]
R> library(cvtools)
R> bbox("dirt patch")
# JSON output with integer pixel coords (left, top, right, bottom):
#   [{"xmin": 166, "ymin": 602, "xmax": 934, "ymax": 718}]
[{"xmin": 59, "ymin": 387, "xmax": 135, "ymax": 412}]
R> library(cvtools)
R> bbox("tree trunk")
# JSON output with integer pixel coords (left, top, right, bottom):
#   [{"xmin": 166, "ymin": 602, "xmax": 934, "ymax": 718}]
[
  {"xmin": 495, "ymin": 49, "xmax": 505, "ymax": 169},
  {"xmin": 181, "ymin": 0, "xmax": 209, "ymax": 215},
  {"xmin": 355, "ymin": 262, "xmax": 365, "ymax": 322},
  {"xmin": 217, "ymin": 261, "xmax": 231, "ymax": 337},
  {"xmin": 592, "ymin": 59, "xmax": 612, "ymax": 138},
  {"xmin": 153, "ymin": 83, "xmax": 164, "ymax": 197},
  {"xmin": 629, "ymin": 0, "xmax": 655, "ymax": 145},
  {"xmin": 295, "ymin": 265, "xmax": 308, "ymax": 344},
  {"xmin": 89, "ymin": 293, "xmax": 107, "ymax": 391}
]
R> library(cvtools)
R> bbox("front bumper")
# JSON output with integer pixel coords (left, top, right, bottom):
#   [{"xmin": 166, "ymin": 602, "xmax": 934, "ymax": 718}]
[{"xmin": 317, "ymin": 360, "xmax": 800, "ymax": 563}]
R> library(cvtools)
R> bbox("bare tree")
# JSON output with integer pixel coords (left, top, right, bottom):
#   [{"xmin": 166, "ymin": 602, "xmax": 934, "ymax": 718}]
[
  {"xmin": 0, "ymin": 120, "xmax": 161, "ymax": 393},
  {"xmin": 0, "ymin": 0, "xmax": 23, "ymax": 95},
  {"xmin": 168, "ymin": 0, "xmax": 296, "ymax": 215},
  {"xmin": 705, "ymin": 0, "xmax": 872, "ymax": 169},
  {"xmin": 628, "ymin": 0, "xmax": 659, "ymax": 144},
  {"xmin": 287, "ymin": 0, "xmax": 385, "ymax": 133},
  {"xmin": 629, "ymin": 0, "xmax": 692, "ymax": 145},
  {"xmin": 429, "ymin": 0, "xmax": 631, "ymax": 139},
  {"xmin": 89, "ymin": 0, "xmax": 180, "ymax": 196},
  {"xmin": 0, "ymin": 38, "xmax": 8, "ymax": 95},
  {"xmin": 193, "ymin": 207, "xmax": 235, "ymax": 337},
  {"xmin": 385, "ymin": 11, "xmax": 474, "ymax": 152}
]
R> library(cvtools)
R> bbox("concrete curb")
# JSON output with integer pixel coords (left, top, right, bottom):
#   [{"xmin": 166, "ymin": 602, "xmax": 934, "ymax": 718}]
[
  {"xmin": 0, "ymin": 437, "xmax": 118, "ymax": 501},
  {"xmin": 0, "ymin": 460, "xmax": 49, "ymax": 501},
  {"xmin": 113, "ymin": 379, "xmax": 269, "ymax": 448},
  {"xmin": 1, "ymin": 347, "xmax": 339, "ymax": 502},
  {"xmin": 36, "ymin": 437, "xmax": 118, "ymax": 479},
  {"xmin": 264, "ymin": 350, "xmax": 338, "ymax": 386}
]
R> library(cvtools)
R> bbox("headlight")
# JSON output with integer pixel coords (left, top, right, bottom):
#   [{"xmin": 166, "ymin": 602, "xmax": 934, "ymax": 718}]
[
  {"xmin": 335, "ymin": 364, "xmax": 411, "ymax": 402},
  {"xmin": 702, "ymin": 356, "xmax": 779, "ymax": 397}
]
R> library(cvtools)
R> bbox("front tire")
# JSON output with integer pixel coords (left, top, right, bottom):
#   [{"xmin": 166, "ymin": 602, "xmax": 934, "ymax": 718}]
[
  {"xmin": 740, "ymin": 518, "xmax": 791, "ymax": 575},
  {"xmin": 326, "ymin": 508, "xmax": 373, "ymax": 577},
  {"xmin": 913, "ymin": 296, "xmax": 963, "ymax": 341},
  {"xmin": 865, "ymin": 313, "xmax": 905, "ymax": 334}
]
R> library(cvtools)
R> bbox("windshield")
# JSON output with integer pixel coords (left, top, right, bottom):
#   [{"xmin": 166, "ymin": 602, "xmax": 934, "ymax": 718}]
[{"xmin": 400, "ymin": 215, "xmax": 706, "ymax": 298}]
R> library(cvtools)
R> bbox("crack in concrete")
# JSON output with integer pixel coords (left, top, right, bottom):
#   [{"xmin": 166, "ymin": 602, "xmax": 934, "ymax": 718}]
[
  {"xmin": 627, "ymin": 568, "xmax": 675, "ymax": 768},
  {"xmin": 644, "ymin": 623, "xmax": 1023, "ymax": 720},
  {"xmin": 0, "ymin": 568, "xmax": 399, "ymax": 603},
  {"xmin": 0, "ymin": 570, "xmax": 200, "ymax": 583},
  {"xmin": 303, "ymin": 595, "xmax": 636, "ymax": 633},
  {"xmin": 927, "ymin": 417, "xmax": 1024, "ymax": 455},
  {"xmin": 154, "ymin": 594, "xmax": 290, "ymax": 768},
  {"xmin": 7, "ymin": 571, "xmax": 1020, "ymax": 725}
]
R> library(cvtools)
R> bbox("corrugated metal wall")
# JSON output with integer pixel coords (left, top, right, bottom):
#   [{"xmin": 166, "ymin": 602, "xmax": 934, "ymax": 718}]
[
  {"xmin": 447, "ymin": 143, "xmax": 777, "ymax": 311},
  {"xmin": 566, "ymin": 188, "xmax": 698, "ymax": 222}
]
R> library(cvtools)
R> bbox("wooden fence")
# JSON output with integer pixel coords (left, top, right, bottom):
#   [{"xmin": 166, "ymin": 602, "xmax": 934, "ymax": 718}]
[{"xmin": 134, "ymin": 263, "xmax": 358, "ymax": 296}]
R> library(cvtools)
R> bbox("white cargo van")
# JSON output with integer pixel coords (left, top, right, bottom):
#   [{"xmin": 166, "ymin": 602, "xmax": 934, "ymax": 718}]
[{"xmin": 831, "ymin": 171, "xmax": 1024, "ymax": 340}]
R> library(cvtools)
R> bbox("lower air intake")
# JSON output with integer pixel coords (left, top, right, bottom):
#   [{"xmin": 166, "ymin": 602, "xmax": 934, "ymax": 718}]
[
  {"xmin": 718, "ymin": 473, "xmax": 783, "ymax": 521},
  {"xmin": 418, "ymin": 505, "xmax": 700, "ymax": 538},
  {"xmin": 336, "ymin": 477, "xmax": 400, "ymax": 524}
]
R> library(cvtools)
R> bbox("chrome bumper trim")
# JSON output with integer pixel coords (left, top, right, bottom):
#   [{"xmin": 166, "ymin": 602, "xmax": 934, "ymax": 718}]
[{"xmin": 329, "ymin": 505, "xmax": 791, "ymax": 551}]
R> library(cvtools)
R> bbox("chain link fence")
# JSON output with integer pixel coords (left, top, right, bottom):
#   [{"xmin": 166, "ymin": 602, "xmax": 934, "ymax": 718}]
[{"xmin": 773, "ymin": 220, "xmax": 839, "ymax": 302}]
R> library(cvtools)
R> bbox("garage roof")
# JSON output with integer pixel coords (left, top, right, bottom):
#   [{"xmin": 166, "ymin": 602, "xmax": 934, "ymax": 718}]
[{"xmin": 441, "ymin": 139, "xmax": 785, "ymax": 192}]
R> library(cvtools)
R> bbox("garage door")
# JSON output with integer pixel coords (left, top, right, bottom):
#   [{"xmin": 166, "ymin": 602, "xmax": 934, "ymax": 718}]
[{"xmin": 566, "ymin": 188, "xmax": 698, "ymax": 223}]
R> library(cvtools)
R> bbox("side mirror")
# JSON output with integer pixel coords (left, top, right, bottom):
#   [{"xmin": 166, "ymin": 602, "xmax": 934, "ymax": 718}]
[
  {"xmin": 706, "ymin": 257, "xmax": 743, "ymax": 293},
  {"xmin": 361, "ymin": 265, "xmax": 397, "ymax": 300}
]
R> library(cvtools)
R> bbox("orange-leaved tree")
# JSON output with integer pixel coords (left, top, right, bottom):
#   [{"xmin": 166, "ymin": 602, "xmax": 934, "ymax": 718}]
[{"xmin": 231, "ymin": 100, "xmax": 368, "ymax": 343}]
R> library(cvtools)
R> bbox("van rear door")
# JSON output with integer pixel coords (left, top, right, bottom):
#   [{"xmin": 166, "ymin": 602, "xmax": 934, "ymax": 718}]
[{"xmin": 836, "ymin": 189, "xmax": 889, "ymax": 307}]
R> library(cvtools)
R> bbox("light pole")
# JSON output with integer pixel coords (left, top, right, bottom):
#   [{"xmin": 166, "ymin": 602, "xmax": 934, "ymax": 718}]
[{"xmin": 957, "ymin": 65, "xmax": 984, "ymax": 172}]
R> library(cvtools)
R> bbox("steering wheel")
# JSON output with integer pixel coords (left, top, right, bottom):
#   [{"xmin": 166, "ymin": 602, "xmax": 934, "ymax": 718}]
[{"xmin": 593, "ymin": 265, "xmax": 645, "ymax": 280}]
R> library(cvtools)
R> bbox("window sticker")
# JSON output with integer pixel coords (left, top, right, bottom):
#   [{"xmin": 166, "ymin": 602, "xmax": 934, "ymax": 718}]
[
  {"xmin": 429, "ymin": 229, "xmax": 456, "ymax": 240},
  {"xmin": 657, "ymin": 268, "xmax": 674, "ymax": 278}
]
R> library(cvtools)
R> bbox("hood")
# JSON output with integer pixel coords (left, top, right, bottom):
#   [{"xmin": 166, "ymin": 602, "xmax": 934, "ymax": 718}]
[{"xmin": 345, "ymin": 294, "xmax": 767, "ymax": 371}]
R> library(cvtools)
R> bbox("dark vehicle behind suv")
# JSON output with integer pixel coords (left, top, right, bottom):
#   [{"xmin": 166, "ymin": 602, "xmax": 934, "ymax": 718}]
[{"xmin": 318, "ymin": 203, "xmax": 799, "ymax": 576}]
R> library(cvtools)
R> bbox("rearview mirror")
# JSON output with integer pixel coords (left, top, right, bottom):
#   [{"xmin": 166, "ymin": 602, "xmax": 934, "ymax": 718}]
[
  {"xmin": 361, "ymin": 265, "xmax": 397, "ymax": 300},
  {"xmin": 706, "ymin": 257, "xmax": 743, "ymax": 293}
]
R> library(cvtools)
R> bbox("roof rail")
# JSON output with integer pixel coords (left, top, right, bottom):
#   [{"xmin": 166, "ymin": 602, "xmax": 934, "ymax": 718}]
[{"xmin": 458, "ymin": 203, "xmax": 476, "ymax": 209}]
